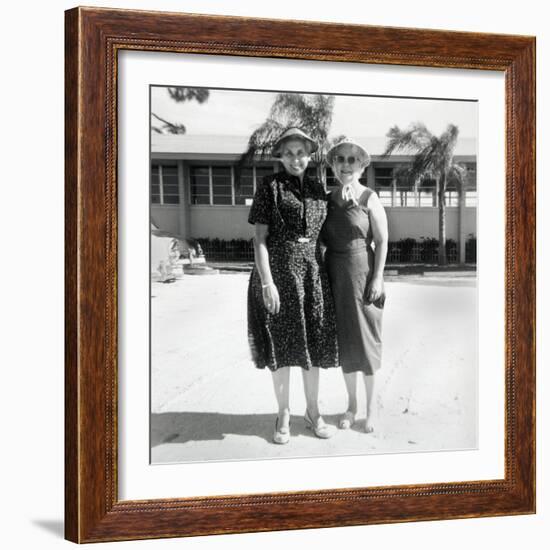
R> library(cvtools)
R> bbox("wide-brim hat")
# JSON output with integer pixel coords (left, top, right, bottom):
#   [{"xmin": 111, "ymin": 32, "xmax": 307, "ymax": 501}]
[
  {"xmin": 326, "ymin": 137, "xmax": 371, "ymax": 166},
  {"xmin": 272, "ymin": 127, "xmax": 318, "ymax": 157}
]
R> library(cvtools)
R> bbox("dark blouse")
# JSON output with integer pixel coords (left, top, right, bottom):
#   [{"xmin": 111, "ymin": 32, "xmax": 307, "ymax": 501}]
[{"xmin": 248, "ymin": 171, "xmax": 328, "ymax": 243}]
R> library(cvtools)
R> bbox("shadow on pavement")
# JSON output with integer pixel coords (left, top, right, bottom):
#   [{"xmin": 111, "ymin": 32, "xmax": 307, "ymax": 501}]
[{"xmin": 151, "ymin": 412, "xmax": 343, "ymax": 447}]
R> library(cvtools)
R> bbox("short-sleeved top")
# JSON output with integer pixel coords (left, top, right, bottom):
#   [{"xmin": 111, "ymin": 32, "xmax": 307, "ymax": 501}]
[{"xmin": 248, "ymin": 171, "xmax": 328, "ymax": 244}]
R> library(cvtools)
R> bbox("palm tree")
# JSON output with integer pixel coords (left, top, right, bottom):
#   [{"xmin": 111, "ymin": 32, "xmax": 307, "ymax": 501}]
[
  {"xmin": 238, "ymin": 93, "xmax": 335, "ymax": 182},
  {"xmin": 383, "ymin": 123, "xmax": 467, "ymax": 265}
]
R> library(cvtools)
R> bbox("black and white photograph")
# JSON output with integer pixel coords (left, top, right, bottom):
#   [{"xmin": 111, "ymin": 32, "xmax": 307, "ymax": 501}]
[
  {"xmin": 4, "ymin": 0, "xmax": 544, "ymax": 547},
  {"xmin": 149, "ymin": 85, "xmax": 478, "ymax": 464}
]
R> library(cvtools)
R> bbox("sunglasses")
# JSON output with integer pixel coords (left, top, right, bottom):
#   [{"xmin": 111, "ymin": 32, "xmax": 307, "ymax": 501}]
[{"xmin": 335, "ymin": 155, "xmax": 361, "ymax": 165}]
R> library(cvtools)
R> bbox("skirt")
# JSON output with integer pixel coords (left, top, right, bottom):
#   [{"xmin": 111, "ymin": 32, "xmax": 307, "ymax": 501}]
[
  {"xmin": 247, "ymin": 240, "xmax": 338, "ymax": 371},
  {"xmin": 326, "ymin": 247, "xmax": 384, "ymax": 374}
]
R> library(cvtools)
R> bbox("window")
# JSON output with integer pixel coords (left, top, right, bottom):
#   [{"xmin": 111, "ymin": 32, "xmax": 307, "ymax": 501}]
[
  {"xmin": 305, "ymin": 166, "xmax": 318, "ymax": 180},
  {"xmin": 255, "ymin": 166, "xmax": 274, "ymax": 184},
  {"xmin": 151, "ymin": 165, "xmax": 160, "ymax": 204},
  {"xmin": 325, "ymin": 166, "xmax": 337, "ymax": 189},
  {"xmin": 465, "ymin": 163, "xmax": 477, "ymax": 187},
  {"xmin": 370, "ymin": 162, "xmax": 477, "ymax": 207},
  {"xmin": 419, "ymin": 178, "xmax": 437, "ymax": 207},
  {"xmin": 161, "ymin": 165, "xmax": 180, "ymax": 204},
  {"xmin": 464, "ymin": 163, "xmax": 477, "ymax": 207},
  {"xmin": 151, "ymin": 164, "xmax": 180, "ymax": 205},
  {"xmin": 235, "ymin": 165, "xmax": 274, "ymax": 205},
  {"xmin": 212, "ymin": 166, "xmax": 232, "ymax": 205},
  {"xmin": 235, "ymin": 167, "xmax": 254, "ymax": 205},
  {"xmin": 444, "ymin": 183, "xmax": 459, "ymax": 207},
  {"xmin": 190, "ymin": 167, "xmax": 210, "ymax": 205},
  {"xmin": 395, "ymin": 185, "xmax": 416, "ymax": 206},
  {"xmin": 395, "ymin": 176, "xmax": 416, "ymax": 207},
  {"xmin": 190, "ymin": 164, "xmax": 275, "ymax": 206},
  {"xmin": 252, "ymin": 166, "xmax": 275, "ymax": 205},
  {"xmin": 374, "ymin": 166, "xmax": 393, "ymax": 207},
  {"xmin": 465, "ymin": 191, "xmax": 477, "ymax": 207}
]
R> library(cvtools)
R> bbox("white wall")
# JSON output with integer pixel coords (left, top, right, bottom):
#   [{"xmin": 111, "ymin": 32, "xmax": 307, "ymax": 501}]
[
  {"xmin": 151, "ymin": 205, "xmax": 180, "ymax": 234},
  {"xmin": 386, "ymin": 207, "xmax": 476, "ymax": 241},
  {"xmin": 190, "ymin": 206, "xmax": 254, "ymax": 239},
  {"xmin": 154, "ymin": 205, "xmax": 476, "ymax": 242},
  {"xmin": 2, "ymin": 2, "xmax": 546, "ymax": 550}
]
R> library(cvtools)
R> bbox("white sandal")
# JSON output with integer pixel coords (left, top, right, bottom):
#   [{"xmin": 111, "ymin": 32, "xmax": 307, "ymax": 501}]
[
  {"xmin": 304, "ymin": 410, "xmax": 333, "ymax": 439},
  {"xmin": 338, "ymin": 410, "xmax": 357, "ymax": 430},
  {"xmin": 273, "ymin": 417, "xmax": 290, "ymax": 445},
  {"xmin": 364, "ymin": 417, "xmax": 375, "ymax": 434}
]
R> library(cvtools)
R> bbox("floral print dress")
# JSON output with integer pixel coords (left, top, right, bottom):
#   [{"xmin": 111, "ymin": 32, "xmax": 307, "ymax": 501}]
[{"xmin": 247, "ymin": 171, "xmax": 338, "ymax": 371}]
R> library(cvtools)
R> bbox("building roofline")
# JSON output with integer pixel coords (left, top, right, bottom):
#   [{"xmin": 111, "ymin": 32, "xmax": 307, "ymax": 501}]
[{"xmin": 151, "ymin": 153, "xmax": 477, "ymax": 163}]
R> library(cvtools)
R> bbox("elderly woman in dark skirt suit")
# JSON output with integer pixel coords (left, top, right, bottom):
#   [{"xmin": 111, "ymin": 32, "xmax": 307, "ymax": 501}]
[
  {"xmin": 247, "ymin": 128, "xmax": 339, "ymax": 444},
  {"xmin": 322, "ymin": 137, "xmax": 389, "ymax": 433}
]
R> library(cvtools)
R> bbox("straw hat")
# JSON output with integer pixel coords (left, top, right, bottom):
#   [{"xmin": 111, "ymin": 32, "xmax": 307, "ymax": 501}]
[
  {"xmin": 326, "ymin": 136, "xmax": 371, "ymax": 166},
  {"xmin": 272, "ymin": 127, "xmax": 318, "ymax": 157}
]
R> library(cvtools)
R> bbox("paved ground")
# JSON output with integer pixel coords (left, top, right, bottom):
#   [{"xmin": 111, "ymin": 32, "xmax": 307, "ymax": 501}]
[{"xmin": 151, "ymin": 273, "xmax": 477, "ymax": 464}]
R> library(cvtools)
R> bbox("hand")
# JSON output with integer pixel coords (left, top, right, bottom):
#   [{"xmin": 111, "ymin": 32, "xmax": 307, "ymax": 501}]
[
  {"xmin": 366, "ymin": 277, "xmax": 384, "ymax": 304},
  {"xmin": 262, "ymin": 284, "xmax": 280, "ymax": 314}
]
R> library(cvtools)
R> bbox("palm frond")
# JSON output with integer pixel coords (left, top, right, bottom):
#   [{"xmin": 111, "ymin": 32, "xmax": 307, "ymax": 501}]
[
  {"xmin": 270, "ymin": 93, "xmax": 334, "ymax": 143},
  {"xmin": 383, "ymin": 122, "xmax": 431, "ymax": 156},
  {"xmin": 236, "ymin": 92, "xmax": 335, "ymax": 187},
  {"xmin": 239, "ymin": 118, "xmax": 285, "ymax": 165},
  {"xmin": 447, "ymin": 162, "xmax": 468, "ymax": 190},
  {"xmin": 437, "ymin": 124, "xmax": 460, "ymax": 169},
  {"xmin": 393, "ymin": 165, "xmax": 417, "ymax": 187},
  {"xmin": 151, "ymin": 112, "xmax": 186, "ymax": 135}
]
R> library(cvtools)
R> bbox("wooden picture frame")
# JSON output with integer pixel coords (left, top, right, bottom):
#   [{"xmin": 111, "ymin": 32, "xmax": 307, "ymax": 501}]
[{"xmin": 65, "ymin": 6, "xmax": 536, "ymax": 543}]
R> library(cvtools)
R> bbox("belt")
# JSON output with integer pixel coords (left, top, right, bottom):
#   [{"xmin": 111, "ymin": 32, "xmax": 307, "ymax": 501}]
[{"xmin": 269, "ymin": 237, "xmax": 314, "ymax": 247}]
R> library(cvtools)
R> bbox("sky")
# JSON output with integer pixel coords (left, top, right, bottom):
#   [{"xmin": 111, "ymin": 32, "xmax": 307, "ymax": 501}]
[{"xmin": 151, "ymin": 86, "xmax": 478, "ymax": 139}]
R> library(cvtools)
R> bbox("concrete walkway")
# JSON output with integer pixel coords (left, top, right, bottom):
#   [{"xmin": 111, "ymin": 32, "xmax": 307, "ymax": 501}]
[{"xmin": 151, "ymin": 273, "xmax": 477, "ymax": 464}]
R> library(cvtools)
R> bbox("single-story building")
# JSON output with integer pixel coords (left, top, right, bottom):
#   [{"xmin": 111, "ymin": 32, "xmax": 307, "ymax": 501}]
[{"xmin": 151, "ymin": 134, "xmax": 477, "ymax": 263}]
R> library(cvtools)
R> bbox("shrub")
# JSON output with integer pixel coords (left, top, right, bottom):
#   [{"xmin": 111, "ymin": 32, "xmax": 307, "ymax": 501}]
[
  {"xmin": 398, "ymin": 238, "xmax": 416, "ymax": 262},
  {"xmin": 420, "ymin": 237, "xmax": 439, "ymax": 262},
  {"xmin": 465, "ymin": 235, "xmax": 477, "ymax": 263},
  {"xmin": 196, "ymin": 237, "xmax": 254, "ymax": 261}
]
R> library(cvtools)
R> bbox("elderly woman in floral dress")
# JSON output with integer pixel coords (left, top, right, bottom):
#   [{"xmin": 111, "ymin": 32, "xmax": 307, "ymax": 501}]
[{"xmin": 248, "ymin": 127, "xmax": 338, "ymax": 444}]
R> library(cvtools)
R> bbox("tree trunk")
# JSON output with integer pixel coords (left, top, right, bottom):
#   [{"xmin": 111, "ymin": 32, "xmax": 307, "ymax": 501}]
[
  {"xmin": 438, "ymin": 174, "xmax": 447, "ymax": 266},
  {"xmin": 458, "ymin": 181, "xmax": 465, "ymax": 265}
]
